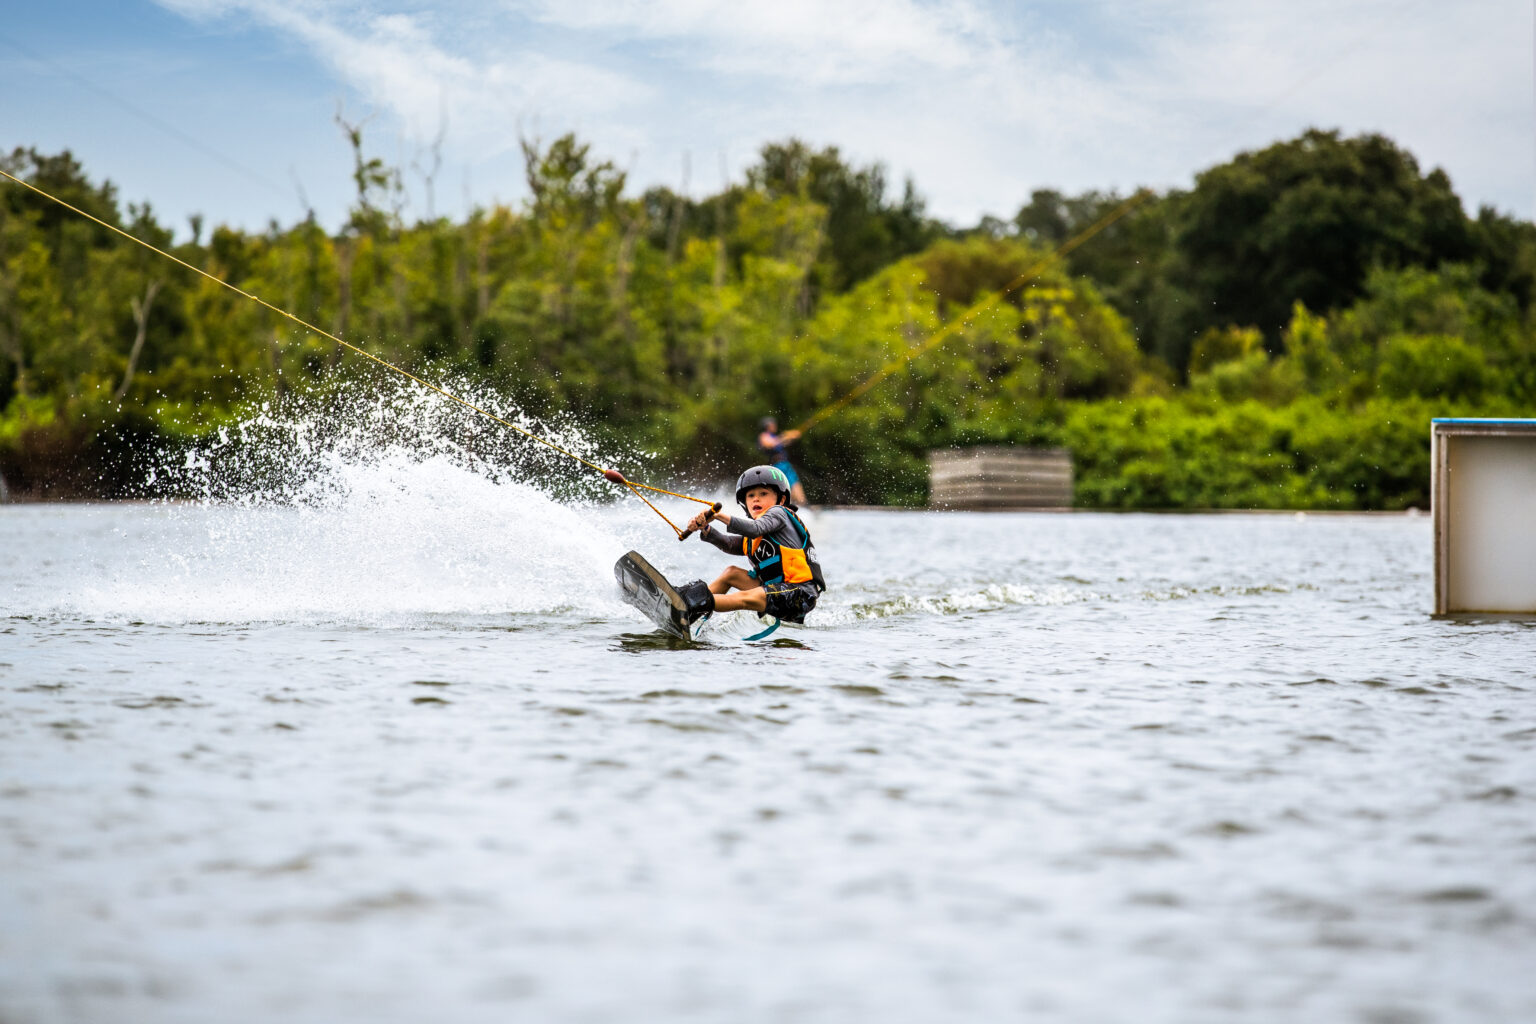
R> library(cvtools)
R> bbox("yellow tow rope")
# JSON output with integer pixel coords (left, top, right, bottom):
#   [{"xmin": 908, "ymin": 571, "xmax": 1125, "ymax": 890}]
[{"xmin": 0, "ymin": 167, "xmax": 716, "ymax": 537}]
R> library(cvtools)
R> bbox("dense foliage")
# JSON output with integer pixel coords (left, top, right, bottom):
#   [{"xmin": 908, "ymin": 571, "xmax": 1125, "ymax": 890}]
[{"xmin": 2, "ymin": 128, "xmax": 1533, "ymax": 507}]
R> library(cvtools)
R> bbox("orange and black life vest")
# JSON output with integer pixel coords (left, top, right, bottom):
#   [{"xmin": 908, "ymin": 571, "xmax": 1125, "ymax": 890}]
[{"xmin": 740, "ymin": 508, "xmax": 826, "ymax": 593}]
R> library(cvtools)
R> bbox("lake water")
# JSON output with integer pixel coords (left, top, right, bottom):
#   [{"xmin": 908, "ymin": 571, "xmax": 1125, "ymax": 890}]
[{"xmin": 3, "ymin": 453, "xmax": 1535, "ymax": 1022}]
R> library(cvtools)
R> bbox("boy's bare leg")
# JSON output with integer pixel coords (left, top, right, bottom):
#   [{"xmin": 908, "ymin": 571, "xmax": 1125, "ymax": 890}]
[
  {"xmin": 709, "ymin": 566, "xmax": 756, "ymax": 595},
  {"xmin": 712, "ymin": 587, "xmax": 769, "ymax": 613},
  {"xmin": 791, "ymin": 483, "xmax": 807, "ymax": 505}
]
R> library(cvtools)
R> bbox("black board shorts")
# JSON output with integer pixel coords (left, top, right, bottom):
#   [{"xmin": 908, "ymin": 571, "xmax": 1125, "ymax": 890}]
[{"xmin": 763, "ymin": 582, "xmax": 818, "ymax": 624}]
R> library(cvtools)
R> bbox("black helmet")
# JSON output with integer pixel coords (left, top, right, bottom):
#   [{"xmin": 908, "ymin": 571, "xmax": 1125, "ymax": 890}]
[
  {"xmin": 758, "ymin": 416, "xmax": 778, "ymax": 432},
  {"xmin": 735, "ymin": 464, "xmax": 791, "ymax": 508}
]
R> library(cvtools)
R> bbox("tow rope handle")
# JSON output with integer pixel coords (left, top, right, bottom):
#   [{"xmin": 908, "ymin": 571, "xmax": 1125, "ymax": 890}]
[{"xmin": 679, "ymin": 503, "xmax": 723, "ymax": 542}]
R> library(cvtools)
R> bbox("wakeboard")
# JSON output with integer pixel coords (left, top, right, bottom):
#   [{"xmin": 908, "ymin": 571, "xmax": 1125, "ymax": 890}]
[
  {"xmin": 613, "ymin": 551, "xmax": 781, "ymax": 643},
  {"xmin": 614, "ymin": 550, "xmax": 711, "ymax": 641}
]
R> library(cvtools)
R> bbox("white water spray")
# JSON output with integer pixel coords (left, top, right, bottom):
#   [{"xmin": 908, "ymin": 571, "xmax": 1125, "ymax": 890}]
[{"xmin": 66, "ymin": 381, "xmax": 669, "ymax": 624}]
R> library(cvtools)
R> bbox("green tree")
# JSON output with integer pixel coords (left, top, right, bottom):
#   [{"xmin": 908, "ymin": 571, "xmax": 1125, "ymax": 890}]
[
  {"xmin": 745, "ymin": 139, "xmax": 940, "ymax": 294},
  {"xmin": 1175, "ymin": 129, "xmax": 1474, "ymax": 343},
  {"xmin": 3, "ymin": 131, "xmax": 1535, "ymax": 508}
]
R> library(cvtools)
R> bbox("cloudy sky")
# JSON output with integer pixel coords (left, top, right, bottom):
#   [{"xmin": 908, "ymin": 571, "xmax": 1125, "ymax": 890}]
[{"xmin": 4, "ymin": 0, "xmax": 1530, "ymax": 237}]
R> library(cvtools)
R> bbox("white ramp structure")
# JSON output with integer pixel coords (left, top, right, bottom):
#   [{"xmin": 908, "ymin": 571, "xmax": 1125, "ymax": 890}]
[{"xmin": 1432, "ymin": 418, "xmax": 1536, "ymax": 614}]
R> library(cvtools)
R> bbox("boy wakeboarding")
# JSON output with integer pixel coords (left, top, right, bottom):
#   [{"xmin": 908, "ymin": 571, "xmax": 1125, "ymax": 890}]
[
  {"xmin": 685, "ymin": 465, "xmax": 826, "ymax": 624},
  {"xmin": 613, "ymin": 466, "xmax": 825, "ymax": 639}
]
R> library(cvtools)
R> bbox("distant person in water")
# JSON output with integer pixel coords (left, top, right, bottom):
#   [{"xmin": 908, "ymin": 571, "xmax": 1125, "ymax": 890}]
[{"xmin": 757, "ymin": 416, "xmax": 808, "ymax": 506}]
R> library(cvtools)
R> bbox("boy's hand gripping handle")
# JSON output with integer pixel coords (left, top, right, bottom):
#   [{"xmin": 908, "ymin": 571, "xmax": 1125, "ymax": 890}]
[{"xmin": 679, "ymin": 503, "xmax": 723, "ymax": 541}]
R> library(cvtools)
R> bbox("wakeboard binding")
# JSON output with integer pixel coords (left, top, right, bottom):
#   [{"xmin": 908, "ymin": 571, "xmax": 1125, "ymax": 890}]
[
  {"xmin": 614, "ymin": 551, "xmax": 716, "ymax": 640},
  {"xmin": 675, "ymin": 580, "xmax": 714, "ymax": 629}
]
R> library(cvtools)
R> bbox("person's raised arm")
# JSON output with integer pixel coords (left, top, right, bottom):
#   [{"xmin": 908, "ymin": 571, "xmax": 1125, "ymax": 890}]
[
  {"xmin": 721, "ymin": 506, "xmax": 786, "ymax": 538},
  {"xmin": 698, "ymin": 525, "xmax": 738, "ymax": 552},
  {"xmin": 687, "ymin": 506, "xmax": 740, "ymax": 552}
]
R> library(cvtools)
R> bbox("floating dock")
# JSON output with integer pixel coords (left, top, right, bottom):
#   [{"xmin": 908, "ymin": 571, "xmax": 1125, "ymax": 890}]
[{"xmin": 928, "ymin": 445, "xmax": 1073, "ymax": 509}]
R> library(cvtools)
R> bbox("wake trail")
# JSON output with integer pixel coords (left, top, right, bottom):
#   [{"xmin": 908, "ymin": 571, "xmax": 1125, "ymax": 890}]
[{"xmin": 60, "ymin": 380, "xmax": 677, "ymax": 624}]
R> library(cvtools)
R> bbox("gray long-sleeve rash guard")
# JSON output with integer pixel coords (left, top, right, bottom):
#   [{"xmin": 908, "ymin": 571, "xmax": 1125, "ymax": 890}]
[{"xmin": 699, "ymin": 505, "xmax": 801, "ymax": 555}]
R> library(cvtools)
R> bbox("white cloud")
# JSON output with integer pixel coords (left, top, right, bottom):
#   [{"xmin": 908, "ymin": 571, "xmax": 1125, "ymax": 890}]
[
  {"xmin": 156, "ymin": 0, "xmax": 653, "ymax": 160},
  {"xmin": 150, "ymin": 0, "xmax": 1534, "ymax": 224},
  {"xmin": 520, "ymin": 0, "xmax": 999, "ymax": 83},
  {"xmin": 1116, "ymin": 0, "xmax": 1531, "ymax": 210}
]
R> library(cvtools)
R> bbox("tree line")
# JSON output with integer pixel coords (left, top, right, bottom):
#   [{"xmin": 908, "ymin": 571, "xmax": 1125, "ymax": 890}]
[{"xmin": 2, "ymin": 126, "xmax": 1533, "ymax": 506}]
